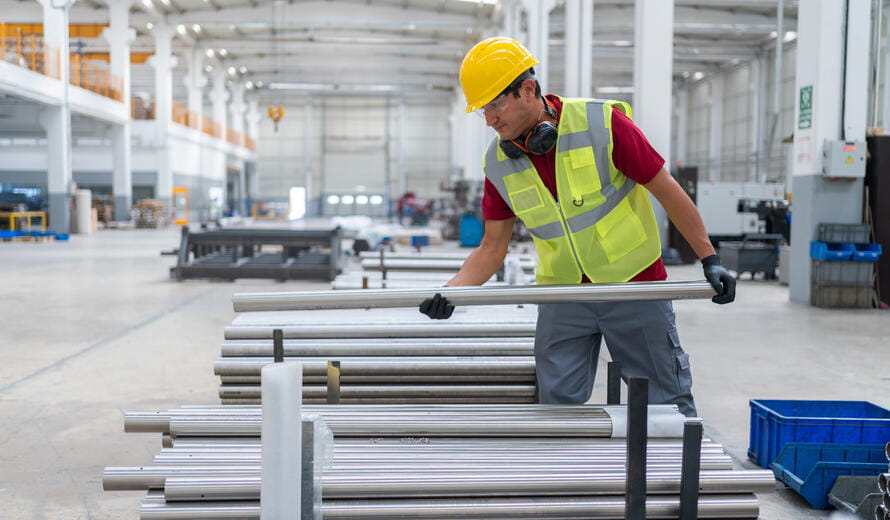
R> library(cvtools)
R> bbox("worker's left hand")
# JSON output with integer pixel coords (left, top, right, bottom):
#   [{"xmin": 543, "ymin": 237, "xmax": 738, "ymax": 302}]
[
  {"xmin": 701, "ymin": 255, "xmax": 736, "ymax": 304},
  {"xmin": 419, "ymin": 293, "xmax": 455, "ymax": 319}
]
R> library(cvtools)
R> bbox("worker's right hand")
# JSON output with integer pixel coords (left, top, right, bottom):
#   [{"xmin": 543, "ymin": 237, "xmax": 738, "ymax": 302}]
[{"xmin": 419, "ymin": 293, "xmax": 454, "ymax": 319}]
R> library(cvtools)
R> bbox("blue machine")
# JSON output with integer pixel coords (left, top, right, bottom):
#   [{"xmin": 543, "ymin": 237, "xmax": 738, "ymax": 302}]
[{"xmin": 459, "ymin": 212, "xmax": 483, "ymax": 247}]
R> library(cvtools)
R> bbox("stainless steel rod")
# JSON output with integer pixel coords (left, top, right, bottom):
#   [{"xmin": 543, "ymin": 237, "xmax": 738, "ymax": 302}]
[
  {"xmin": 106, "ymin": 460, "xmax": 734, "ymax": 491},
  {"xmin": 139, "ymin": 494, "xmax": 761, "ymax": 519},
  {"xmin": 214, "ymin": 357, "xmax": 536, "ymax": 376},
  {"xmin": 360, "ymin": 258, "xmax": 535, "ymax": 272},
  {"xmin": 219, "ymin": 375, "xmax": 537, "ymax": 384},
  {"xmin": 220, "ymin": 339, "xmax": 534, "ymax": 357},
  {"xmin": 162, "ymin": 470, "xmax": 774, "ymax": 500},
  {"xmin": 232, "ymin": 281, "xmax": 716, "ymax": 312},
  {"xmin": 358, "ymin": 251, "xmax": 534, "ymax": 261},
  {"xmin": 224, "ymin": 322, "xmax": 536, "ymax": 339},
  {"xmin": 218, "ymin": 384, "xmax": 538, "ymax": 399}
]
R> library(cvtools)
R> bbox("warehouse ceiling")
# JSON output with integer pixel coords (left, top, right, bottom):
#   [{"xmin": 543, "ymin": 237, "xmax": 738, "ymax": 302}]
[{"xmin": 3, "ymin": 0, "xmax": 798, "ymax": 103}]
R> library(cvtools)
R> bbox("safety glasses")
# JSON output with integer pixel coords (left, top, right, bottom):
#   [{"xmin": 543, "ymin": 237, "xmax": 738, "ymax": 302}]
[{"xmin": 474, "ymin": 92, "xmax": 513, "ymax": 119}]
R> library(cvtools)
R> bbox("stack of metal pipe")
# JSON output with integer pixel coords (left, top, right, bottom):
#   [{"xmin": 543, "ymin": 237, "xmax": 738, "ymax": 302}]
[
  {"xmin": 219, "ymin": 282, "xmax": 716, "ymax": 406},
  {"xmin": 357, "ymin": 250, "xmax": 537, "ymax": 274},
  {"xmin": 874, "ymin": 444, "xmax": 890, "ymax": 520},
  {"xmin": 216, "ymin": 336, "xmax": 538, "ymax": 404},
  {"xmin": 106, "ymin": 403, "xmax": 776, "ymax": 519}
]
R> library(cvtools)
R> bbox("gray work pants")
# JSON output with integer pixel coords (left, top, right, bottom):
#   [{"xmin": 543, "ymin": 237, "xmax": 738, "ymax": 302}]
[{"xmin": 534, "ymin": 300, "xmax": 696, "ymax": 416}]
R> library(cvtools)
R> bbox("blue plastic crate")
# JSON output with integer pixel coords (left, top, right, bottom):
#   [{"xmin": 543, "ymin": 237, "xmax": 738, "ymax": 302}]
[
  {"xmin": 747, "ymin": 400, "xmax": 890, "ymax": 469},
  {"xmin": 810, "ymin": 241, "xmax": 855, "ymax": 261},
  {"xmin": 0, "ymin": 230, "xmax": 21, "ymax": 239},
  {"xmin": 851, "ymin": 243, "xmax": 882, "ymax": 262},
  {"xmin": 770, "ymin": 443, "xmax": 886, "ymax": 509}
]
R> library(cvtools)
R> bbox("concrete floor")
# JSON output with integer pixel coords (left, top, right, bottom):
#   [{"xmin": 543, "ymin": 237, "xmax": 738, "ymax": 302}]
[{"xmin": 0, "ymin": 227, "xmax": 887, "ymax": 519}]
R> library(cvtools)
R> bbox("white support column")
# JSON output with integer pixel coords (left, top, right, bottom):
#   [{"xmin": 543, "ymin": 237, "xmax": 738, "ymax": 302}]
[
  {"xmin": 502, "ymin": 0, "xmax": 522, "ymax": 39},
  {"xmin": 883, "ymin": 9, "xmax": 890, "ymax": 128},
  {"xmin": 633, "ymin": 0, "xmax": 674, "ymax": 247},
  {"xmin": 844, "ymin": 0, "xmax": 870, "ymax": 142},
  {"xmin": 397, "ymin": 100, "xmax": 406, "ymax": 196},
  {"xmin": 210, "ymin": 66, "xmax": 229, "ymax": 140},
  {"xmin": 147, "ymin": 24, "xmax": 176, "ymax": 204},
  {"xmin": 38, "ymin": 0, "xmax": 74, "ymax": 233},
  {"xmin": 707, "ymin": 76, "xmax": 724, "ymax": 181},
  {"xmin": 102, "ymin": 0, "xmax": 135, "ymax": 221},
  {"xmin": 564, "ymin": 0, "xmax": 593, "ymax": 98},
  {"xmin": 789, "ymin": 0, "xmax": 871, "ymax": 303},
  {"xmin": 184, "ymin": 47, "xmax": 206, "ymax": 132},
  {"xmin": 520, "ymin": 0, "xmax": 556, "ymax": 92},
  {"xmin": 246, "ymin": 98, "xmax": 261, "ymax": 141},
  {"xmin": 229, "ymin": 81, "xmax": 246, "ymax": 137},
  {"xmin": 673, "ymin": 87, "xmax": 689, "ymax": 167},
  {"xmin": 748, "ymin": 58, "xmax": 762, "ymax": 182},
  {"xmin": 303, "ymin": 101, "xmax": 314, "ymax": 214}
]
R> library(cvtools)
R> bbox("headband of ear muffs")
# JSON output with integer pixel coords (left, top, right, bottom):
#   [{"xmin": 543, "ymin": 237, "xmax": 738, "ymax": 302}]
[{"xmin": 500, "ymin": 99, "xmax": 558, "ymax": 159}]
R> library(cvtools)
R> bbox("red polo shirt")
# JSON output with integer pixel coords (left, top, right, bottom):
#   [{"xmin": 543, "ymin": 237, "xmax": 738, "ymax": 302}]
[{"xmin": 482, "ymin": 95, "xmax": 667, "ymax": 282}]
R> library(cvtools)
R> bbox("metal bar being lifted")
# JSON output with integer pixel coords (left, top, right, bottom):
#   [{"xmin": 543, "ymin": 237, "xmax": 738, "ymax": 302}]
[{"xmin": 232, "ymin": 281, "xmax": 716, "ymax": 312}]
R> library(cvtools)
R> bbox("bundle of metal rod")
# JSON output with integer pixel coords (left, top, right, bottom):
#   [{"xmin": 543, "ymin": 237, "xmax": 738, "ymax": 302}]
[
  {"xmin": 231, "ymin": 280, "xmax": 717, "ymax": 312},
  {"xmin": 105, "ymin": 404, "xmax": 773, "ymax": 519}
]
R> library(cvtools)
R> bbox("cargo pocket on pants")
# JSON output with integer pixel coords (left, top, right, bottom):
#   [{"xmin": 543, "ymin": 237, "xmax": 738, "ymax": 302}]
[{"xmin": 669, "ymin": 327, "xmax": 692, "ymax": 393}]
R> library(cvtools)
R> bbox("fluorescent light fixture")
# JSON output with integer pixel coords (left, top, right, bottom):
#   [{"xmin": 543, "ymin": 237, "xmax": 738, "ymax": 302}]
[
  {"xmin": 595, "ymin": 86, "xmax": 634, "ymax": 94},
  {"xmin": 141, "ymin": 0, "xmax": 152, "ymax": 7},
  {"xmin": 256, "ymin": 81, "xmax": 264, "ymax": 88},
  {"xmin": 369, "ymin": 195, "xmax": 383, "ymax": 205},
  {"xmin": 341, "ymin": 195, "xmax": 355, "ymax": 205},
  {"xmin": 176, "ymin": 24, "xmax": 187, "ymax": 35},
  {"xmin": 205, "ymin": 48, "xmax": 215, "ymax": 58},
  {"xmin": 146, "ymin": 22, "xmax": 153, "ymax": 30},
  {"xmin": 356, "ymin": 195, "xmax": 369, "ymax": 205},
  {"xmin": 239, "ymin": 66, "xmax": 247, "ymax": 74},
  {"xmin": 326, "ymin": 195, "xmax": 340, "ymax": 205},
  {"xmin": 218, "ymin": 48, "xmax": 228, "ymax": 57},
  {"xmin": 692, "ymin": 72, "xmax": 705, "ymax": 81},
  {"xmin": 159, "ymin": 0, "xmax": 169, "ymax": 5},
  {"xmin": 205, "ymin": 65, "xmax": 213, "ymax": 72},
  {"xmin": 245, "ymin": 81, "xmax": 253, "ymax": 89},
  {"xmin": 288, "ymin": 187, "xmax": 306, "ymax": 220},
  {"xmin": 769, "ymin": 30, "xmax": 778, "ymax": 39},
  {"xmin": 783, "ymin": 31, "xmax": 797, "ymax": 42},
  {"xmin": 227, "ymin": 66, "xmax": 236, "ymax": 76},
  {"xmin": 192, "ymin": 24, "xmax": 201, "ymax": 33},
  {"xmin": 270, "ymin": 82, "xmax": 336, "ymax": 91}
]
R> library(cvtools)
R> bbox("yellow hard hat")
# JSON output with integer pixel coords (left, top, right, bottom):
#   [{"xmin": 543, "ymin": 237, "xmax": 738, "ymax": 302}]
[{"xmin": 459, "ymin": 37, "xmax": 539, "ymax": 113}]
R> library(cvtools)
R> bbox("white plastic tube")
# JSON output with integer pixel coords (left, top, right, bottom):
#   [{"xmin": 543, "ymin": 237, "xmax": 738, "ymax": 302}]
[{"xmin": 260, "ymin": 362, "xmax": 302, "ymax": 519}]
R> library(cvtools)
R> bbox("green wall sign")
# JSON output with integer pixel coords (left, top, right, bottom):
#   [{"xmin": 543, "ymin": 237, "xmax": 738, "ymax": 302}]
[{"xmin": 799, "ymin": 85, "xmax": 813, "ymax": 130}]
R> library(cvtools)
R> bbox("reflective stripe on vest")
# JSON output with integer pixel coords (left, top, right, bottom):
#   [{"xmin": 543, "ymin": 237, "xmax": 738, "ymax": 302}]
[{"xmin": 483, "ymin": 97, "xmax": 661, "ymax": 284}]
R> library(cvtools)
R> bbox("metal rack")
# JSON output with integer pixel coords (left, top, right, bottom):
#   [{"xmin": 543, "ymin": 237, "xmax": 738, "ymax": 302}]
[{"xmin": 170, "ymin": 226, "xmax": 342, "ymax": 281}]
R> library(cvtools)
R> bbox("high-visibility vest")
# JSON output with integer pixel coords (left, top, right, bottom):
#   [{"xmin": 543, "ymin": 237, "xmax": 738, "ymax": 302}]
[{"xmin": 483, "ymin": 97, "xmax": 662, "ymax": 284}]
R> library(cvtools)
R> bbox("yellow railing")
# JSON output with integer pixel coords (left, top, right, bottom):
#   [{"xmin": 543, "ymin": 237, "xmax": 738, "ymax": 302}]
[
  {"xmin": 244, "ymin": 136, "xmax": 256, "ymax": 151},
  {"xmin": 1, "ymin": 22, "xmax": 122, "ymax": 102},
  {"xmin": 171, "ymin": 101, "xmax": 202, "ymax": 131}
]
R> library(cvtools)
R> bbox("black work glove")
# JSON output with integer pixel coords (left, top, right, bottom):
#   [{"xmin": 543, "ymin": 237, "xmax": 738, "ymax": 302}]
[
  {"xmin": 702, "ymin": 254, "xmax": 736, "ymax": 304},
  {"xmin": 419, "ymin": 293, "xmax": 454, "ymax": 319}
]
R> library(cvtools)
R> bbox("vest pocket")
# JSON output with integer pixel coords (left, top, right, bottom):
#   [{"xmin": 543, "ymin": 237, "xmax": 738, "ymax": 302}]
[
  {"xmin": 564, "ymin": 147, "xmax": 601, "ymax": 199},
  {"xmin": 594, "ymin": 197, "xmax": 647, "ymax": 263},
  {"xmin": 508, "ymin": 184, "xmax": 545, "ymax": 216}
]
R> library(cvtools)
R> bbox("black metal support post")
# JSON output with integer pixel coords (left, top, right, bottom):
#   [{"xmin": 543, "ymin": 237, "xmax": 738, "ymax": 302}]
[
  {"xmin": 679, "ymin": 417, "xmax": 703, "ymax": 520},
  {"xmin": 625, "ymin": 377, "xmax": 648, "ymax": 520},
  {"xmin": 272, "ymin": 329, "xmax": 284, "ymax": 363},
  {"xmin": 326, "ymin": 361, "xmax": 341, "ymax": 404},
  {"xmin": 607, "ymin": 361, "xmax": 622, "ymax": 405}
]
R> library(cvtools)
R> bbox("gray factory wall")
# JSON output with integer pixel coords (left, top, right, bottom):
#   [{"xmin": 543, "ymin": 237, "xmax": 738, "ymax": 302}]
[{"xmin": 256, "ymin": 97, "xmax": 452, "ymax": 211}]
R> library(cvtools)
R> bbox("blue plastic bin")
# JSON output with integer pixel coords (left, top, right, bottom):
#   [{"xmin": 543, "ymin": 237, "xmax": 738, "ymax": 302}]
[
  {"xmin": 748, "ymin": 400, "xmax": 890, "ymax": 469},
  {"xmin": 851, "ymin": 243, "xmax": 882, "ymax": 262},
  {"xmin": 0, "ymin": 230, "xmax": 21, "ymax": 239},
  {"xmin": 410, "ymin": 235, "xmax": 430, "ymax": 247},
  {"xmin": 770, "ymin": 443, "xmax": 886, "ymax": 509},
  {"xmin": 810, "ymin": 241, "xmax": 855, "ymax": 261}
]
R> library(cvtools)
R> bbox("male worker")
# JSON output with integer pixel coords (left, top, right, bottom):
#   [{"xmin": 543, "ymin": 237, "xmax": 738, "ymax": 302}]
[{"xmin": 419, "ymin": 37, "xmax": 735, "ymax": 417}]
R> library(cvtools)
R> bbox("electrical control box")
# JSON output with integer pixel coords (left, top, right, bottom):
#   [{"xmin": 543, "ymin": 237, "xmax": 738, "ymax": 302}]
[{"xmin": 822, "ymin": 140, "xmax": 866, "ymax": 178}]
